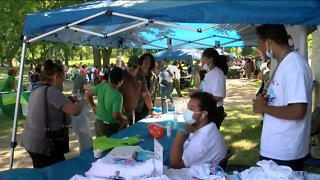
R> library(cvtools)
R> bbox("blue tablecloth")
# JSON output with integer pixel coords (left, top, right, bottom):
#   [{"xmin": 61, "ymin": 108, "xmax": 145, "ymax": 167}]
[{"xmin": 0, "ymin": 120, "xmax": 178, "ymax": 180}]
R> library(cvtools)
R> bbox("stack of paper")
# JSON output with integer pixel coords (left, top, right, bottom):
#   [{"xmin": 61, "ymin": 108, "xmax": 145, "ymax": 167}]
[{"xmin": 107, "ymin": 146, "xmax": 141, "ymax": 159}]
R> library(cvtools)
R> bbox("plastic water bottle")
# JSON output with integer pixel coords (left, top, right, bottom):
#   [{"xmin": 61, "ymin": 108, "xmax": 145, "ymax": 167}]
[
  {"xmin": 161, "ymin": 98, "xmax": 168, "ymax": 114},
  {"xmin": 173, "ymin": 112, "xmax": 178, "ymax": 129},
  {"xmin": 166, "ymin": 122, "xmax": 172, "ymax": 137}
]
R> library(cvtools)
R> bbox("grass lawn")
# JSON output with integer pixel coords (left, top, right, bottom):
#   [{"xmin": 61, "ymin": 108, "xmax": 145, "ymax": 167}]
[{"xmin": 222, "ymin": 105, "xmax": 261, "ymax": 166}]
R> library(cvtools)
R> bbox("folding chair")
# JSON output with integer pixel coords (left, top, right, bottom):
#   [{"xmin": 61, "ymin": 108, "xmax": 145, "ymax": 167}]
[{"xmin": 218, "ymin": 147, "xmax": 234, "ymax": 171}]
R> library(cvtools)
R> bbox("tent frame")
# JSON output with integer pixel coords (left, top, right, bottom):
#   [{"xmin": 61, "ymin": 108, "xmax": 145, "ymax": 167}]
[
  {"xmin": 10, "ymin": 9, "xmax": 233, "ymax": 169},
  {"xmin": 9, "ymin": 6, "xmax": 311, "ymax": 169}
]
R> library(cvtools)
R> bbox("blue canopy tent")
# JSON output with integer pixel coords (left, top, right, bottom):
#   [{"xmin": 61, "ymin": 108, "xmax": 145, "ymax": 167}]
[
  {"xmin": 9, "ymin": 0, "xmax": 320, "ymax": 169},
  {"xmin": 154, "ymin": 49, "xmax": 203, "ymax": 61}
]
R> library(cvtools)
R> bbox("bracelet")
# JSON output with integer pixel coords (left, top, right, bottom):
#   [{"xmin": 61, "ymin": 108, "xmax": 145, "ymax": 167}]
[{"xmin": 177, "ymin": 127, "xmax": 189, "ymax": 135}]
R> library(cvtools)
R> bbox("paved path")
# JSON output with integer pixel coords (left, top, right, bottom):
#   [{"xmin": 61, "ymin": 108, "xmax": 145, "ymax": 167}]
[{"xmin": 0, "ymin": 78, "xmax": 258, "ymax": 171}]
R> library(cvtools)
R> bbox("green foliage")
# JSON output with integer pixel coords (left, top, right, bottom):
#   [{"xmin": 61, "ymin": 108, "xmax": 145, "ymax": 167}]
[
  {"xmin": 224, "ymin": 47, "xmax": 242, "ymax": 59},
  {"xmin": 0, "ymin": 0, "xmax": 91, "ymax": 66},
  {"xmin": 241, "ymin": 47, "xmax": 259, "ymax": 57},
  {"xmin": 308, "ymin": 34, "xmax": 312, "ymax": 54}
]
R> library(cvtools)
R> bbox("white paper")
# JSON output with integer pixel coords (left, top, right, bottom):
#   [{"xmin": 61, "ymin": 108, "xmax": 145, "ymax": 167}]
[{"xmin": 154, "ymin": 139, "xmax": 163, "ymax": 176}]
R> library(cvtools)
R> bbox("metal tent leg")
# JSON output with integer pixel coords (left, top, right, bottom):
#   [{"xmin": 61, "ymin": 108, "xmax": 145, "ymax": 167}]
[{"xmin": 9, "ymin": 36, "xmax": 28, "ymax": 170}]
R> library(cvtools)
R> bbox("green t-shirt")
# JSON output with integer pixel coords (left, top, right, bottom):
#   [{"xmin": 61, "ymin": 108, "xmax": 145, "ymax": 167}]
[
  {"xmin": 92, "ymin": 82, "xmax": 123, "ymax": 124},
  {"xmin": 1, "ymin": 75, "xmax": 15, "ymax": 92}
]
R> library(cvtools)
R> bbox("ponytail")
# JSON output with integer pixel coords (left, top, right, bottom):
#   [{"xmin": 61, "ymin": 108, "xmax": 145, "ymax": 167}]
[{"xmin": 216, "ymin": 55, "xmax": 229, "ymax": 75}]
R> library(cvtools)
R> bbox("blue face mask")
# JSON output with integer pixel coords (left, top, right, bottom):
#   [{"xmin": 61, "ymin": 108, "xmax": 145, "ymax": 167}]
[{"xmin": 266, "ymin": 41, "xmax": 274, "ymax": 59}]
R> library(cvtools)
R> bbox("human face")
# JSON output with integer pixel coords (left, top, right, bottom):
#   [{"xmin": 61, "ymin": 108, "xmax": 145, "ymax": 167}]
[
  {"xmin": 258, "ymin": 37, "xmax": 268, "ymax": 58},
  {"xmin": 161, "ymin": 61, "xmax": 167, "ymax": 68},
  {"xmin": 187, "ymin": 98, "xmax": 203, "ymax": 121},
  {"xmin": 53, "ymin": 73, "xmax": 65, "ymax": 89},
  {"xmin": 141, "ymin": 56, "xmax": 151, "ymax": 71},
  {"xmin": 201, "ymin": 55, "xmax": 208, "ymax": 65},
  {"xmin": 127, "ymin": 63, "xmax": 140, "ymax": 76}
]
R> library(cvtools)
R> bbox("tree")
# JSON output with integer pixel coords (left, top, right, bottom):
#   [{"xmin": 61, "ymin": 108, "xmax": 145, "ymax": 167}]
[
  {"xmin": 241, "ymin": 47, "xmax": 259, "ymax": 57},
  {"xmin": 0, "ymin": 0, "xmax": 90, "ymax": 66}
]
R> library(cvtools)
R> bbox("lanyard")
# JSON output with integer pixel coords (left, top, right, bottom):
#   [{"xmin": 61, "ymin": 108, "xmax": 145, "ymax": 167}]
[{"xmin": 265, "ymin": 49, "xmax": 294, "ymax": 95}]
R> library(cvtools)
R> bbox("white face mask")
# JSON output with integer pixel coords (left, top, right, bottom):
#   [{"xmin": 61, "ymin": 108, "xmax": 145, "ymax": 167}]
[
  {"xmin": 183, "ymin": 109, "xmax": 202, "ymax": 124},
  {"xmin": 265, "ymin": 41, "xmax": 274, "ymax": 59},
  {"xmin": 202, "ymin": 63, "xmax": 210, "ymax": 71}
]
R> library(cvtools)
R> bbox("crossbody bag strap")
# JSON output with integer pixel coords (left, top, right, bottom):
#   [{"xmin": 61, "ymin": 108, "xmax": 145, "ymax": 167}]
[
  {"xmin": 44, "ymin": 85, "xmax": 67, "ymax": 131},
  {"xmin": 43, "ymin": 85, "xmax": 50, "ymax": 131}
]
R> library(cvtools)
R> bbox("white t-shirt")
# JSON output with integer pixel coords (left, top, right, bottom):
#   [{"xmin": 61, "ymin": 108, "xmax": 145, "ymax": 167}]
[
  {"xmin": 202, "ymin": 67, "xmax": 226, "ymax": 107},
  {"xmin": 170, "ymin": 65, "xmax": 181, "ymax": 80},
  {"xmin": 182, "ymin": 122, "xmax": 226, "ymax": 167},
  {"xmin": 260, "ymin": 62, "xmax": 269, "ymax": 75},
  {"xmin": 159, "ymin": 67, "xmax": 173, "ymax": 87},
  {"xmin": 261, "ymin": 51, "xmax": 313, "ymax": 160}
]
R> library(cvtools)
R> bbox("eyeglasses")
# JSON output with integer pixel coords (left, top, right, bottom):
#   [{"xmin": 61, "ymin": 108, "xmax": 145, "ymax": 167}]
[{"xmin": 128, "ymin": 64, "xmax": 138, "ymax": 69}]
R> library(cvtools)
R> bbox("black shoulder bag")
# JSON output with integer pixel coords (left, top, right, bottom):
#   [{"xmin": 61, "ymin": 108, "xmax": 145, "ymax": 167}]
[{"xmin": 44, "ymin": 86, "xmax": 70, "ymax": 156}]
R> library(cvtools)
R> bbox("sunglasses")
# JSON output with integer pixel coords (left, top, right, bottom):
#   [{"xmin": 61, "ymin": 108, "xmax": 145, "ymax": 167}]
[{"xmin": 128, "ymin": 64, "xmax": 138, "ymax": 69}]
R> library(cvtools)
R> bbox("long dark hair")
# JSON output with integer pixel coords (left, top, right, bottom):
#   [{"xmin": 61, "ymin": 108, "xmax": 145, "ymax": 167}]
[
  {"xmin": 139, "ymin": 53, "xmax": 156, "ymax": 70},
  {"xmin": 202, "ymin": 48, "xmax": 229, "ymax": 75}
]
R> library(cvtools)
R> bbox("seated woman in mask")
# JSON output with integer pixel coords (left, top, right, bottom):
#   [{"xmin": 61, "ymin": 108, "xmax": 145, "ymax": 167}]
[{"xmin": 170, "ymin": 91, "xmax": 226, "ymax": 168}]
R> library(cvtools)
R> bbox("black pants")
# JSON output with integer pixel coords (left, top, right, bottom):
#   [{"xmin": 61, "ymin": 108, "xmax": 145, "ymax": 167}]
[
  {"xmin": 94, "ymin": 119, "xmax": 119, "ymax": 137},
  {"xmin": 27, "ymin": 150, "xmax": 65, "ymax": 168},
  {"xmin": 135, "ymin": 104, "xmax": 149, "ymax": 122},
  {"xmin": 214, "ymin": 106, "xmax": 225, "ymax": 129},
  {"xmin": 260, "ymin": 155, "xmax": 305, "ymax": 171}
]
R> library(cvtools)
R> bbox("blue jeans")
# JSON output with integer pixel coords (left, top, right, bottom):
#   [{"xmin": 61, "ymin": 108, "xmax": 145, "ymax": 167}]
[{"xmin": 160, "ymin": 83, "xmax": 173, "ymax": 103}]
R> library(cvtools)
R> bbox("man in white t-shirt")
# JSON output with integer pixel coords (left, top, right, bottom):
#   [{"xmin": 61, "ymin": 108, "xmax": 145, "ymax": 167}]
[
  {"xmin": 170, "ymin": 61, "xmax": 182, "ymax": 97},
  {"xmin": 253, "ymin": 24, "xmax": 313, "ymax": 171}
]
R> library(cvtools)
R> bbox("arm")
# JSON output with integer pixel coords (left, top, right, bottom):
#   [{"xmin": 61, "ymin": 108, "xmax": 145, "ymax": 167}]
[
  {"xmin": 86, "ymin": 89, "xmax": 97, "ymax": 113},
  {"xmin": 253, "ymin": 95, "xmax": 307, "ymax": 120},
  {"xmin": 212, "ymin": 95, "xmax": 223, "ymax": 102},
  {"xmin": 60, "ymin": 99, "xmax": 84, "ymax": 116},
  {"xmin": 167, "ymin": 69, "xmax": 173, "ymax": 77},
  {"xmin": 142, "ymin": 92, "xmax": 153, "ymax": 110},
  {"xmin": 170, "ymin": 124, "xmax": 195, "ymax": 168},
  {"xmin": 112, "ymin": 112, "xmax": 128, "ymax": 130},
  {"xmin": 142, "ymin": 91, "xmax": 159, "ymax": 117},
  {"xmin": 169, "ymin": 131, "xmax": 187, "ymax": 169}
]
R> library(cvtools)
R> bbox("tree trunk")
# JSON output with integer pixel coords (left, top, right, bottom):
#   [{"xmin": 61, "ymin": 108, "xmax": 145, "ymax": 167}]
[
  {"xmin": 102, "ymin": 47, "xmax": 112, "ymax": 68},
  {"xmin": 92, "ymin": 46, "xmax": 101, "ymax": 68},
  {"xmin": 79, "ymin": 51, "xmax": 83, "ymax": 60}
]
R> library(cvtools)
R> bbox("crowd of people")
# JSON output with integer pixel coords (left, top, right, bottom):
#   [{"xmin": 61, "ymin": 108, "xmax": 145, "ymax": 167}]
[{"xmin": 14, "ymin": 24, "xmax": 313, "ymax": 172}]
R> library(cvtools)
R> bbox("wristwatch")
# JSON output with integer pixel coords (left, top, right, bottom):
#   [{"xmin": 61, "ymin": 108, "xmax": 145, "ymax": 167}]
[{"xmin": 149, "ymin": 108, "xmax": 154, "ymax": 112}]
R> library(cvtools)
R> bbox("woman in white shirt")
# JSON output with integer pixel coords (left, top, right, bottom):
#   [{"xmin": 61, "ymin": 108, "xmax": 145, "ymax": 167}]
[
  {"xmin": 201, "ymin": 48, "xmax": 228, "ymax": 129},
  {"xmin": 170, "ymin": 91, "xmax": 226, "ymax": 168}
]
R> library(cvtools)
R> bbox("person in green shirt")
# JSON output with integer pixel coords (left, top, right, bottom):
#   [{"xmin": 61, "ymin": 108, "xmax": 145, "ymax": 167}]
[
  {"xmin": 86, "ymin": 66, "xmax": 127, "ymax": 137},
  {"xmin": 1, "ymin": 67, "xmax": 17, "ymax": 92}
]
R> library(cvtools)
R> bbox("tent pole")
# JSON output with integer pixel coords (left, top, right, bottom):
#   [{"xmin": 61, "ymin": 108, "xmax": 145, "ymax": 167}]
[
  {"xmin": 9, "ymin": 36, "xmax": 28, "ymax": 169},
  {"xmin": 286, "ymin": 25, "xmax": 308, "ymax": 59}
]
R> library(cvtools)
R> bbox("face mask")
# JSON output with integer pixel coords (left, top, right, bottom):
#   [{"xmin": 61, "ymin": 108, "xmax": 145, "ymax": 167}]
[
  {"xmin": 183, "ymin": 109, "xmax": 196, "ymax": 124},
  {"xmin": 265, "ymin": 41, "xmax": 274, "ymax": 59},
  {"xmin": 183, "ymin": 109, "xmax": 202, "ymax": 124},
  {"xmin": 202, "ymin": 63, "xmax": 210, "ymax": 71}
]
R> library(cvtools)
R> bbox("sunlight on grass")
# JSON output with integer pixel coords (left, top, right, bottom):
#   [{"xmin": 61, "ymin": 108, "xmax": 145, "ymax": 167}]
[
  {"xmin": 232, "ymin": 140, "xmax": 258, "ymax": 150},
  {"xmin": 220, "ymin": 105, "xmax": 262, "ymax": 166}
]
